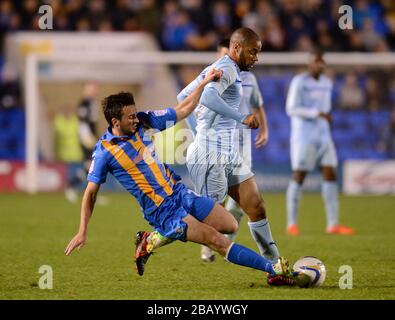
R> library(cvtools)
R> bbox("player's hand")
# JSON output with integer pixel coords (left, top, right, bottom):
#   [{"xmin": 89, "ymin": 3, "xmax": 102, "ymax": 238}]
[
  {"xmin": 319, "ymin": 112, "xmax": 332, "ymax": 123},
  {"xmin": 203, "ymin": 68, "xmax": 222, "ymax": 83},
  {"xmin": 255, "ymin": 130, "xmax": 269, "ymax": 148},
  {"xmin": 65, "ymin": 232, "xmax": 87, "ymax": 256},
  {"xmin": 243, "ymin": 114, "xmax": 259, "ymax": 129}
]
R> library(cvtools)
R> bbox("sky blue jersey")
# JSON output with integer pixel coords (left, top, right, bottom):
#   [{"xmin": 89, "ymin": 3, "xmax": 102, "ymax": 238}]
[
  {"xmin": 177, "ymin": 55, "xmax": 245, "ymax": 154},
  {"xmin": 286, "ymin": 72, "xmax": 333, "ymax": 144}
]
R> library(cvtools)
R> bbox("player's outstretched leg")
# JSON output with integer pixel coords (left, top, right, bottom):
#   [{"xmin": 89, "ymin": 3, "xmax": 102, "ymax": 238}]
[
  {"xmin": 134, "ymin": 230, "xmax": 173, "ymax": 276},
  {"xmin": 228, "ymin": 177, "xmax": 280, "ymax": 262},
  {"xmin": 200, "ymin": 196, "xmax": 244, "ymax": 263},
  {"xmin": 183, "ymin": 213, "xmax": 294, "ymax": 286}
]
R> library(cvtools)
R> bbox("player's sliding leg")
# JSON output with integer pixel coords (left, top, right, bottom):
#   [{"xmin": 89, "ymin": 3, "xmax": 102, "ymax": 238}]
[
  {"xmin": 320, "ymin": 166, "xmax": 354, "ymax": 235},
  {"xmin": 182, "ymin": 214, "xmax": 291, "ymax": 280},
  {"xmin": 200, "ymin": 202, "xmax": 239, "ymax": 262},
  {"xmin": 228, "ymin": 177, "xmax": 280, "ymax": 263},
  {"xmin": 200, "ymin": 196, "xmax": 244, "ymax": 262},
  {"xmin": 286, "ymin": 171, "xmax": 307, "ymax": 236}
]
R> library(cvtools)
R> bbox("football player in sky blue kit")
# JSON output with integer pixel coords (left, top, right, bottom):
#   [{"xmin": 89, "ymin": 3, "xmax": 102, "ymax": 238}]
[
  {"xmin": 177, "ymin": 28, "xmax": 282, "ymax": 272},
  {"xmin": 286, "ymin": 50, "xmax": 354, "ymax": 236},
  {"xmin": 64, "ymin": 68, "xmax": 293, "ymax": 285},
  {"xmin": 181, "ymin": 39, "xmax": 269, "ymax": 262}
]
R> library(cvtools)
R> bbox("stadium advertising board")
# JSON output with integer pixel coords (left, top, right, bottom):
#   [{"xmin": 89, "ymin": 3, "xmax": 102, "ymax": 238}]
[{"xmin": 343, "ymin": 160, "xmax": 395, "ymax": 195}]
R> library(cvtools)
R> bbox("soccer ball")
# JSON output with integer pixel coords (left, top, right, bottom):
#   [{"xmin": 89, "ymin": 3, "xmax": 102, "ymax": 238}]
[{"xmin": 292, "ymin": 256, "xmax": 326, "ymax": 288}]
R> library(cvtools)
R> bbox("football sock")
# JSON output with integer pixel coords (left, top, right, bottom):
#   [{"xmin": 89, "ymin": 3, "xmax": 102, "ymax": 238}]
[
  {"xmin": 321, "ymin": 181, "xmax": 339, "ymax": 228},
  {"xmin": 286, "ymin": 180, "xmax": 302, "ymax": 226},
  {"xmin": 248, "ymin": 219, "xmax": 280, "ymax": 263},
  {"xmin": 146, "ymin": 231, "xmax": 173, "ymax": 253},
  {"xmin": 226, "ymin": 243, "xmax": 275, "ymax": 275},
  {"xmin": 224, "ymin": 196, "xmax": 243, "ymax": 242}
]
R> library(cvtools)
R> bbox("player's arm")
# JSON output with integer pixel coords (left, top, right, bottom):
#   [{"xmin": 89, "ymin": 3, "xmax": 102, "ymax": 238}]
[
  {"xmin": 253, "ymin": 105, "xmax": 268, "ymax": 148},
  {"xmin": 249, "ymin": 76, "xmax": 268, "ymax": 148},
  {"xmin": 174, "ymin": 68, "xmax": 222, "ymax": 122},
  {"xmin": 177, "ymin": 75, "xmax": 204, "ymax": 103},
  {"xmin": 286, "ymin": 76, "xmax": 326, "ymax": 119},
  {"xmin": 200, "ymin": 67, "xmax": 258, "ymax": 129},
  {"xmin": 65, "ymin": 182, "xmax": 100, "ymax": 256}
]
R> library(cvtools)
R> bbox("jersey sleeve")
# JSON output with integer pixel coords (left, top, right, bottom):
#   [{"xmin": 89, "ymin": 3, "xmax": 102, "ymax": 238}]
[
  {"xmin": 286, "ymin": 75, "xmax": 319, "ymax": 119},
  {"xmin": 137, "ymin": 108, "xmax": 177, "ymax": 131},
  {"xmin": 87, "ymin": 145, "xmax": 108, "ymax": 185},
  {"xmin": 205, "ymin": 64, "xmax": 237, "ymax": 96}
]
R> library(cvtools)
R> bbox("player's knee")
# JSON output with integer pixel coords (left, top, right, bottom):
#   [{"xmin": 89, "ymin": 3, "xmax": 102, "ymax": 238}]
[
  {"xmin": 292, "ymin": 172, "xmax": 306, "ymax": 185},
  {"xmin": 216, "ymin": 217, "xmax": 238, "ymax": 234},
  {"xmin": 322, "ymin": 170, "xmax": 337, "ymax": 181}
]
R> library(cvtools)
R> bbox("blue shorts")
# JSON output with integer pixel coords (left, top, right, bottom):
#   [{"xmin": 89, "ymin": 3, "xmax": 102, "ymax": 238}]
[{"xmin": 143, "ymin": 183, "xmax": 215, "ymax": 242}]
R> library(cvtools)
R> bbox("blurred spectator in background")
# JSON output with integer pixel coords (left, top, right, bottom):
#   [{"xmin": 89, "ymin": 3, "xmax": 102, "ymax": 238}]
[
  {"xmin": 264, "ymin": 15, "xmax": 286, "ymax": 51},
  {"xmin": 377, "ymin": 107, "xmax": 395, "ymax": 158},
  {"xmin": 360, "ymin": 18, "xmax": 383, "ymax": 51},
  {"xmin": 365, "ymin": 77, "xmax": 384, "ymax": 111},
  {"xmin": 211, "ymin": 0, "xmax": 233, "ymax": 39},
  {"xmin": 0, "ymin": 0, "xmax": 13, "ymax": 32},
  {"xmin": 53, "ymin": 104, "xmax": 82, "ymax": 165},
  {"xmin": 0, "ymin": 0, "xmax": 393, "ymax": 54},
  {"xmin": 0, "ymin": 64, "xmax": 21, "ymax": 110},
  {"xmin": 162, "ymin": 8, "xmax": 197, "ymax": 50},
  {"xmin": 137, "ymin": 0, "xmax": 161, "ymax": 39},
  {"xmin": 64, "ymin": 82, "xmax": 99, "ymax": 203},
  {"xmin": 338, "ymin": 72, "xmax": 365, "ymax": 110}
]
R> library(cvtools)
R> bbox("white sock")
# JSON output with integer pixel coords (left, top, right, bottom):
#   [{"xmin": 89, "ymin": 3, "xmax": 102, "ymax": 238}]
[
  {"xmin": 286, "ymin": 180, "xmax": 302, "ymax": 227},
  {"xmin": 321, "ymin": 181, "xmax": 339, "ymax": 228},
  {"xmin": 248, "ymin": 219, "xmax": 280, "ymax": 263}
]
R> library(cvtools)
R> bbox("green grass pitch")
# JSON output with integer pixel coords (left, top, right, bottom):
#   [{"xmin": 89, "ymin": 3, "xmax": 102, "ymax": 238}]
[{"xmin": 0, "ymin": 193, "xmax": 394, "ymax": 300}]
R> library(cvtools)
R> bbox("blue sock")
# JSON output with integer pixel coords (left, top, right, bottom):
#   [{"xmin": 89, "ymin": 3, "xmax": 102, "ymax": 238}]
[
  {"xmin": 286, "ymin": 180, "xmax": 302, "ymax": 226},
  {"xmin": 226, "ymin": 243, "xmax": 275, "ymax": 275},
  {"xmin": 321, "ymin": 181, "xmax": 339, "ymax": 228}
]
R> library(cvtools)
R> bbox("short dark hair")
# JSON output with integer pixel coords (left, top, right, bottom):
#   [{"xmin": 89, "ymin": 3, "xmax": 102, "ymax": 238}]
[
  {"xmin": 102, "ymin": 92, "xmax": 135, "ymax": 127},
  {"xmin": 218, "ymin": 38, "xmax": 230, "ymax": 49},
  {"xmin": 310, "ymin": 48, "xmax": 324, "ymax": 60}
]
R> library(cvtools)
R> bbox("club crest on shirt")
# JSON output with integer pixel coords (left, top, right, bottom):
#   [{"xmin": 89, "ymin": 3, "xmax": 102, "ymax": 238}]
[{"xmin": 152, "ymin": 109, "xmax": 168, "ymax": 116}]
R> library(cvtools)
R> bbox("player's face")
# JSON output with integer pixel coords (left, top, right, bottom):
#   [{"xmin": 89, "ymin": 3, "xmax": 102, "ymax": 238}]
[
  {"xmin": 309, "ymin": 55, "xmax": 325, "ymax": 77},
  {"xmin": 239, "ymin": 39, "xmax": 261, "ymax": 71},
  {"xmin": 119, "ymin": 105, "xmax": 139, "ymax": 135}
]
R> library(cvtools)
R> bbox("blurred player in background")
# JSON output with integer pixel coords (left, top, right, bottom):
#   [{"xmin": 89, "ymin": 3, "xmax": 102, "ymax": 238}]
[
  {"xmin": 65, "ymin": 82, "xmax": 99, "ymax": 203},
  {"xmin": 286, "ymin": 50, "xmax": 354, "ymax": 236},
  {"xmin": 177, "ymin": 28, "xmax": 282, "ymax": 273},
  {"xmin": 187, "ymin": 38, "xmax": 269, "ymax": 262},
  {"xmin": 64, "ymin": 70, "xmax": 293, "ymax": 286}
]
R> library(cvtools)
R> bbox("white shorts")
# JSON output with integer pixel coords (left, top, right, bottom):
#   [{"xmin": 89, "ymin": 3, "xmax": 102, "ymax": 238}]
[
  {"xmin": 290, "ymin": 139, "xmax": 338, "ymax": 172},
  {"xmin": 186, "ymin": 142, "xmax": 254, "ymax": 203}
]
